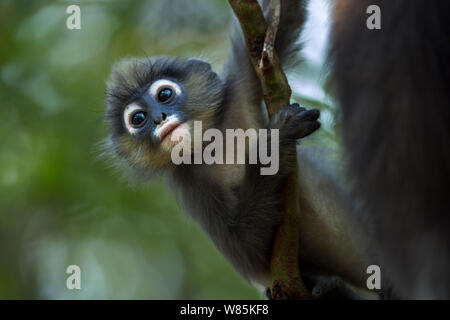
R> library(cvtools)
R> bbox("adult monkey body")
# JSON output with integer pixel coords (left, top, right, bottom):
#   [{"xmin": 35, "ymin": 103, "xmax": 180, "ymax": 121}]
[
  {"xmin": 105, "ymin": 0, "xmax": 373, "ymax": 298},
  {"xmin": 331, "ymin": 0, "xmax": 450, "ymax": 299}
]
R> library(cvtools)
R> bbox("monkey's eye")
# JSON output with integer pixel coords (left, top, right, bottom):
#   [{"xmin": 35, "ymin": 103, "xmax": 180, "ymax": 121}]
[
  {"xmin": 157, "ymin": 88, "xmax": 173, "ymax": 103},
  {"xmin": 149, "ymin": 79, "xmax": 182, "ymax": 104},
  {"xmin": 123, "ymin": 103, "xmax": 147, "ymax": 134},
  {"xmin": 130, "ymin": 111, "xmax": 147, "ymax": 127}
]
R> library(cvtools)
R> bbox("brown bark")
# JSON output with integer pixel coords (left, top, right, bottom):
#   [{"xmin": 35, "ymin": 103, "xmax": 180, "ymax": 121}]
[{"xmin": 228, "ymin": 0, "xmax": 311, "ymax": 300}]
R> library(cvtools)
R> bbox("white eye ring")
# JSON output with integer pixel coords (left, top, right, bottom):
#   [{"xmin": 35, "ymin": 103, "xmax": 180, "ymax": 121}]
[
  {"xmin": 123, "ymin": 103, "xmax": 146, "ymax": 135},
  {"xmin": 149, "ymin": 79, "xmax": 182, "ymax": 101}
]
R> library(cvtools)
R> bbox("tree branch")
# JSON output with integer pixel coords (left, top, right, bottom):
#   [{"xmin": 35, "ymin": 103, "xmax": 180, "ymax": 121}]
[
  {"xmin": 259, "ymin": 0, "xmax": 280, "ymax": 69},
  {"xmin": 228, "ymin": 0, "xmax": 311, "ymax": 300}
]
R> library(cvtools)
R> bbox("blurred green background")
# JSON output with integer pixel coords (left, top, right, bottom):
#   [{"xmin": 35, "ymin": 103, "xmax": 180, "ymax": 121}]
[{"xmin": 0, "ymin": 0, "xmax": 336, "ymax": 299}]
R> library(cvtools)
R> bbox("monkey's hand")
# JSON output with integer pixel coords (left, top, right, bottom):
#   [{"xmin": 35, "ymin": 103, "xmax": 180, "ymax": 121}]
[{"xmin": 269, "ymin": 103, "xmax": 321, "ymax": 140}]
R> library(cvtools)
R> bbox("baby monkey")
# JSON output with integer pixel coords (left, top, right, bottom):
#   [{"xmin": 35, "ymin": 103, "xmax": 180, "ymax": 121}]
[
  {"xmin": 106, "ymin": 61, "xmax": 319, "ymax": 281},
  {"xmin": 105, "ymin": 0, "xmax": 367, "ymax": 298}
]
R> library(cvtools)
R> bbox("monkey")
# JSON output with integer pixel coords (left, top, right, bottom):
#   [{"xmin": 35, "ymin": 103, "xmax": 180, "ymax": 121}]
[
  {"xmin": 104, "ymin": 0, "xmax": 377, "ymax": 298},
  {"xmin": 330, "ymin": 0, "xmax": 450, "ymax": 299}
]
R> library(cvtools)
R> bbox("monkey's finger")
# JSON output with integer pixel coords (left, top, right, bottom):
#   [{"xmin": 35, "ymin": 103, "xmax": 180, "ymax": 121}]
[
  {"xmin": 283, "ymin": 104, "xmax": 306, "ymax": 116},
  {"xmin": 291, "ymin": 103, "xmax": 306, "ymax": 112},
  {"xmin": 296, "ymin": 120, "xmax": 321, "ymax": 138},
  {"xmin": 296, "ymin": 109, "xmax": 320, "ymax": 122},
  {"xmin": 303, "ymin": 274, "xmax": 365, "ymax": 300}
]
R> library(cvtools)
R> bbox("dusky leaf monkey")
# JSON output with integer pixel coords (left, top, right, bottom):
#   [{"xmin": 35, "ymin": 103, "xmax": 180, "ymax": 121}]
[
  {"xmin": 330, "ymin": 0, "xmax": 450, "ymax": 299},
  {"xmin": 105, "ymin": 0, "xmax": 324, "ymax": 290}
]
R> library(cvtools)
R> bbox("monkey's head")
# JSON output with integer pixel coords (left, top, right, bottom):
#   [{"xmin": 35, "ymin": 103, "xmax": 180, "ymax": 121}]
[{"xmin": 105, "ymin": 57, "xmax": 224, "ymax": 172}]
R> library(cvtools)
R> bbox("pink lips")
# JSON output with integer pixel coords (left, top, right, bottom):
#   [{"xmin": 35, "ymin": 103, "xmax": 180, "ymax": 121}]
[{"xmin": 158, "ymin": 120, "xmax": 184, "ymax": 142}]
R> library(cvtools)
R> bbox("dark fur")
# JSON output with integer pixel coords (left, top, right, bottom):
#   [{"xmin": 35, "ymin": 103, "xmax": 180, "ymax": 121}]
[
  {"xmin": 170, "ymin": 104, "xmax": 319, "ymax": 282},
  {"xmin": 105, "ymin": 0, "xmax": 313, "ymax": 284},
  {"xmin": 331, "ymin": 0, "xmax": 450, "ymax": 299}
]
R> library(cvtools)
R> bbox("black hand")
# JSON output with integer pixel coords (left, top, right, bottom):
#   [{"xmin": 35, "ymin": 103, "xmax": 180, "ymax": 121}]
[{"xmin": 269, "ymin": 103, "xmax": 321, "ymax": 140}]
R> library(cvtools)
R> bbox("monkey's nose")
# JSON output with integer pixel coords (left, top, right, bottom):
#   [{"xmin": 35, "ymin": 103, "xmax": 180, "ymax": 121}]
[{"xmin": 153, "ymin": 112, "xmax": 168, "ymax": 125}]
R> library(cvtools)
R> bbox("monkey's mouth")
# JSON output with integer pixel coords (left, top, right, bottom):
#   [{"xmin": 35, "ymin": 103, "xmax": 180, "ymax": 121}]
[{"xmin": 158, "ymin": 120, "xmax": 189, "ymax": 148}]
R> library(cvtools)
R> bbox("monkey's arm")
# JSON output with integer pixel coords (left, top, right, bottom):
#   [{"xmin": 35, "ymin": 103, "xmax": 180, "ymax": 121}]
[
  {"xmin": 295, "ymin": 145, "xmax": 373, "ymax": 286},
  {"xmin": 220, "ymin": 0, "xmax": 307, "ymax": 129},
  {"xmin": 171, "ymin": 122, "xmax": 376, "ymax": 298},
  {"xmin": 171, "ymin": 104, "xmax": 320, "ymax": 285}
]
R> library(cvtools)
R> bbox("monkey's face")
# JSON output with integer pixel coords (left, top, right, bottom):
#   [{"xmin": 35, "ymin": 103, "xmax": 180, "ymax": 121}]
[{"xmin": 105, "ymin": 57, "xmax": 224, "ymax": 171}]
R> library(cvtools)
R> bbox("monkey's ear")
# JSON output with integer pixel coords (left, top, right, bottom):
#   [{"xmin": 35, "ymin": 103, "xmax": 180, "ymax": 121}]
[
  {"xmin": 187, "ymin": 57, "xmax": 209, "ymax": 65},
  {"xmin": 187, "ymin": 58, "xmax": 213, "ymax": 72}
]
